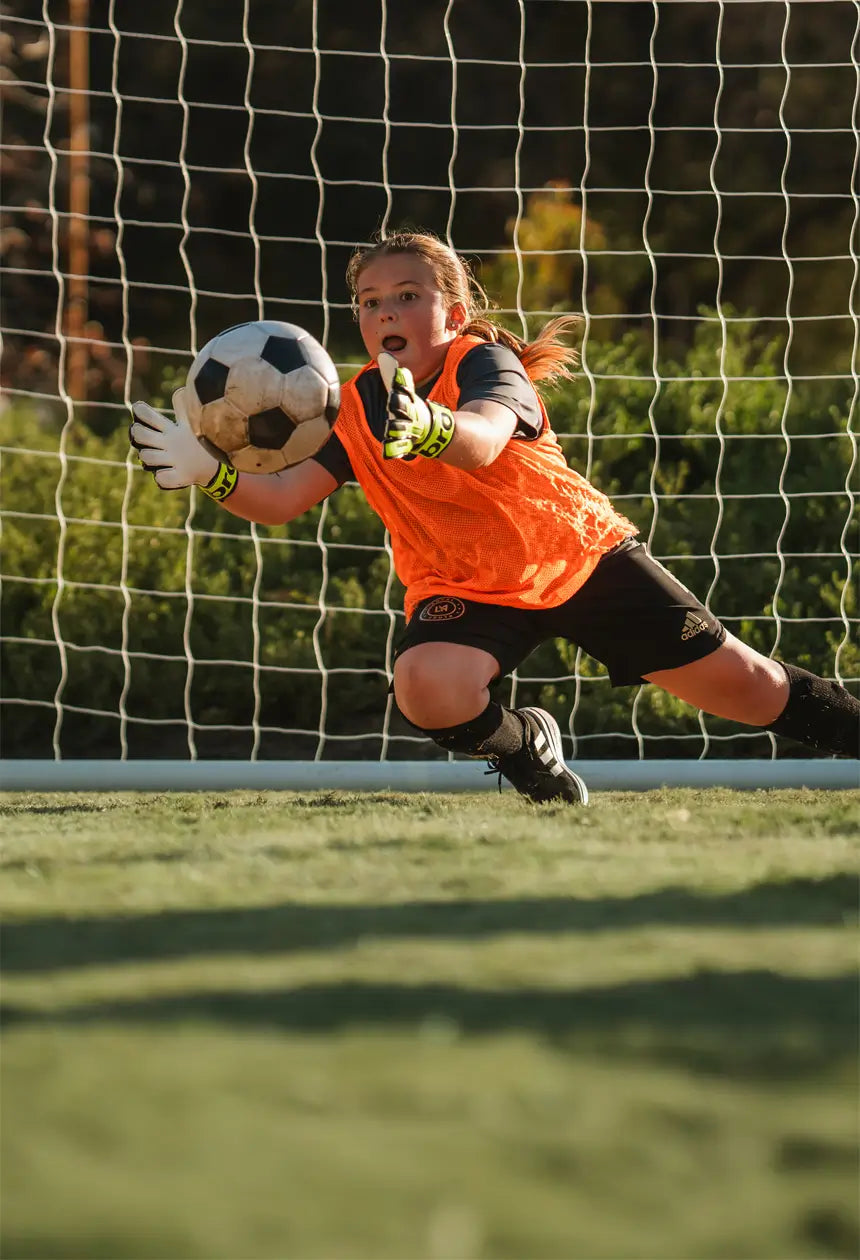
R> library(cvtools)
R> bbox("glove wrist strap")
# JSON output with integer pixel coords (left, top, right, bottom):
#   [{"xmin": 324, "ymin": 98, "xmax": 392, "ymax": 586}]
[
  {"xmin": 200, "ymin": 462, "xmax": 238, "ymax": 502},
  {"xmin": 414, "ymin": 402, "xmax": 456, "ymax": 459}
]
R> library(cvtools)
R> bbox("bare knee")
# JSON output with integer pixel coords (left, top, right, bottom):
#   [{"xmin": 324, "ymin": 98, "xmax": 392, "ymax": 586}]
[
  {"xmin": 727, "ymin": 648, "xmax": 789, "ymax": 724},
  {"xmin": 394, "ymin": 643, "xmax": 498, "ymax": 729}
]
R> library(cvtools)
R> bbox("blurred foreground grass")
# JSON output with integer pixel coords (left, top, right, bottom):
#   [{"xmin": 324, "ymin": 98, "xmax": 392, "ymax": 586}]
[{"xmin": 1, "ymin": 788, "xmax": 858, "ymax": 1259}]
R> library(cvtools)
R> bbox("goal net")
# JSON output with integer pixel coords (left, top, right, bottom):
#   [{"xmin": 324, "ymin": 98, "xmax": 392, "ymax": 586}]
[{"xmin": 2, "ymin": 0, "xmax": 858, "ymax": 779}]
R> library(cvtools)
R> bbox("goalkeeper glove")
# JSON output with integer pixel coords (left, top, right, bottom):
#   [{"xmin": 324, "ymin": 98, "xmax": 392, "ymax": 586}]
[
  {"xmin": 129, "ymin": 387, "xmax": 239, "ymax": 502},
  {"xmin": 377, "ymin": 350, "xmax": 455, "ymax": 461}
]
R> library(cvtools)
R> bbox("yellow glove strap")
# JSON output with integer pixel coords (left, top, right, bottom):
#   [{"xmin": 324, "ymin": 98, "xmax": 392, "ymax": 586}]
[
  {"xmin": 414, "ymin": 401, "xmax": 455, "ymax": 458},
  {"xmin": 200, "ymin": 462, "xmax": 239, "ymax": 502}
]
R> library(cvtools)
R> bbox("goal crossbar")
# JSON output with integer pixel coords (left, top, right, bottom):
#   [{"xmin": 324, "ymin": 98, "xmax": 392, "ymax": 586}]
[{"xmin": 1, "ymin": 759, "xmax": 856, "ymax": 794}]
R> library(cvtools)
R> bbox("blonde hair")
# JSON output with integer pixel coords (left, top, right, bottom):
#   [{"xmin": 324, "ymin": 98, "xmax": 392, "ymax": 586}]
[{"xmin": 346, "ymin": 230, "xmax": 580, "ymax": 389}]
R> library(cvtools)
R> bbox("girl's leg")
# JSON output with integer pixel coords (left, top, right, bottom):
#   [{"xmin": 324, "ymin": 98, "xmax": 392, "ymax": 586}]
[
  {"xmin": 537, "ymin": 540, "xmax": 857, "ymax": 757},
  {"xmin": 644, "ymin": 631, "xmax": 859, "ymax": 756},
  {"xmin": 643, "ymin": 631, "xmax": 788, "ymax": 724},
  {"xmin": 393, "ymin": 641, "xmax": 588, "ymax": 803},
  {"xmin": 394, "ymin": 641, "xmax": 499, "ymax": 729}
]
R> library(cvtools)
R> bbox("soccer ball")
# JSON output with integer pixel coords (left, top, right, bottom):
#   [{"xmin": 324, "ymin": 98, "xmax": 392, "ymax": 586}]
[{"xmin": 184, "ymin": 320, "xmax": 341, "ymax": 473}]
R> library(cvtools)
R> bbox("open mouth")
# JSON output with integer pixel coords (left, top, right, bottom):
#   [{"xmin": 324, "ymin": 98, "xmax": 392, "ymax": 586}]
[{"xmin": 382, "ymin": 336, "xmax": 407, "ymax": 352}]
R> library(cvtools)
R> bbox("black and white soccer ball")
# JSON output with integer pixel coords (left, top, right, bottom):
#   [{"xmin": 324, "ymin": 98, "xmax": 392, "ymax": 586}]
[{"xmin": 184, "ymin": 320, "xmax": 341, "ymax": 473}]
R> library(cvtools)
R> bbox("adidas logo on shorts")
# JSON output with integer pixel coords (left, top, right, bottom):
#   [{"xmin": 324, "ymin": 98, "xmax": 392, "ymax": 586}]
[{"xmin": 681, "ymin": 611, "xmax": 709, "ymax": 641}]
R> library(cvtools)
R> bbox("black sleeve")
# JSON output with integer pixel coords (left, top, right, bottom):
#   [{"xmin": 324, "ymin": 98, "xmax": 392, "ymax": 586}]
[
  {"xmin": 454, "ymin": 342, "xmax": 544, "ymax": 439},
  {"xmin": 310, "ymin": 429, "xmax": 353, "ymax": 484}
]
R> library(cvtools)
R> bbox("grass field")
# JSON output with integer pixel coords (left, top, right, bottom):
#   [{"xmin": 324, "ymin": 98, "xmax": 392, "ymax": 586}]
[{"xmin": 1, "ymin": 787, "xmax": 858, "ymax": 1260}]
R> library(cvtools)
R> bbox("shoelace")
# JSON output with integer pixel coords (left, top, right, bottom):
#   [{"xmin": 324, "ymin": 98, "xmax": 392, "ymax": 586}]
[{"xmin": 483, "ymin": 758, "xmax": 504, "ymax": 793}]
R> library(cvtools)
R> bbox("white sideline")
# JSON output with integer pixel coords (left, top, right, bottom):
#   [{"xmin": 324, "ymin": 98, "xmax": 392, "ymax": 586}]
[{"xmin": 0, "ymin": 760, "xmax": 857, "ymax": 793}]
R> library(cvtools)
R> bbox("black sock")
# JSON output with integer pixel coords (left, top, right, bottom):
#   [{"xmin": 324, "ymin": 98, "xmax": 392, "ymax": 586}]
[
  {"xmin": 423, "ymin": 702, "xmax": 527, "ymax": 758},
  {"xmin": 766, "ymin": 663, "xmax": 860, "ymax": 758}
]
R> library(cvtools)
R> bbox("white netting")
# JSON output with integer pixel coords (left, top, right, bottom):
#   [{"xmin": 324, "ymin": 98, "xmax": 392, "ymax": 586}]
[{"xmin": 1, "ymin": 0, "xmax": 858, "ymax": 766}]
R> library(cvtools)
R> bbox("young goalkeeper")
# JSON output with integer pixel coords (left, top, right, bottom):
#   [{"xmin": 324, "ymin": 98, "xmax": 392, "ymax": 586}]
[{"xmin": 130, "ymin": 230, "xmax": 860, "ymax": 804}]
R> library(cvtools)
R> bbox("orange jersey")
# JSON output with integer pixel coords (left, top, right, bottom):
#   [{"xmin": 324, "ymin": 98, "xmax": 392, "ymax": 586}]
[{"xmin": 334, "ymin": 335, "xmax": 636, "ymax": 619}]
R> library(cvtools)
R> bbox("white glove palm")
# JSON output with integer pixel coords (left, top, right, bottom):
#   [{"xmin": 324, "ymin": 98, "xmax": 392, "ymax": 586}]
[{"xmin": 129, "ymin": 387, "xmax": 220, "ymax": 490}]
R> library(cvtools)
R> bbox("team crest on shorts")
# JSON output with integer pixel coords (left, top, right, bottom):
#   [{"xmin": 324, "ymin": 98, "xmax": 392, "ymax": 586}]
[{"xmin": 419, "ymin": 596, "xmax": 466, "ymax": 622}]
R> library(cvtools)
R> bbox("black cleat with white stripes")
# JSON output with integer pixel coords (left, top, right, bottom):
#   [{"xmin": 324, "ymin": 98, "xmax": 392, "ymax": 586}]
[{"xmin": 487, "ymin": 706, "xmax": 589, "ymax": 805}]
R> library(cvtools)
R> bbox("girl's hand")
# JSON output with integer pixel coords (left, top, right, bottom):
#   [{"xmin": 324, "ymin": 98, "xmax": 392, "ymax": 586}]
[
  {"xmin": 377, "ymin": 351, "xmax": 455, "ymax": 460},
  {"xmin": 129, "ymin": 387, "xmax": 238, "ymax": 501}
]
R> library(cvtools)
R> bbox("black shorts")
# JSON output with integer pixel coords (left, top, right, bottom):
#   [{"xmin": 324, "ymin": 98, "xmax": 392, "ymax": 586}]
[{"xmin": 396, "ymin": 539, "xmax": 727, "ymax": 686}]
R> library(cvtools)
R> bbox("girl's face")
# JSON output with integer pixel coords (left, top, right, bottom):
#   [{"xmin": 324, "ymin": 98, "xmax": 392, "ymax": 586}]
[{"xmin": 355, "ymin": 254, "xmax": 466, "ymax": 385}]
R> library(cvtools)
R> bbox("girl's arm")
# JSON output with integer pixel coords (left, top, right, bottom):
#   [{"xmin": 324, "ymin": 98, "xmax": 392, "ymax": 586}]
[
  {"xmin": 438, "ymin": 399, "xmax": 517, "ymax": 471},
  {"xmin": 219, "ymin": 459, "xmax": 339, "ymax": 525},
  {"xmin": 129, "ymin": 394, "xmax": 338, "ymax": 524}
]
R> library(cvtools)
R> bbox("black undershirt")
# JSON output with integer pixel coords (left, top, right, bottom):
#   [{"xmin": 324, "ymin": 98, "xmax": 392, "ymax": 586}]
[{"xmin": 311, "ymin": 341, "xmax": 543, "ymax": 486}]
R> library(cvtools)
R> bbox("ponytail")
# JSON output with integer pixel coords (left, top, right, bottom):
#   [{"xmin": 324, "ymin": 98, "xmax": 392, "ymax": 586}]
[{"xmin": 460, "ymin": 315, "xmax": 581, "ymax": 391}]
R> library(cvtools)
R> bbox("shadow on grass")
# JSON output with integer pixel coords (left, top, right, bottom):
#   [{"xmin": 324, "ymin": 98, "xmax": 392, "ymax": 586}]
[
  {"xmin": 2, "ymin": 970, "xmax": 857, "ymax": 1079},
  {"xmin": 1, "ymin": 874, "xmax": 857, "ymax": 975}
]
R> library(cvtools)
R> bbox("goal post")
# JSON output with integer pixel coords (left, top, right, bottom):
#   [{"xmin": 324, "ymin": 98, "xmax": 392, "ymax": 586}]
[{"xmin": 1, "ymin": 1, "xmax": 858, "ymax": 791}]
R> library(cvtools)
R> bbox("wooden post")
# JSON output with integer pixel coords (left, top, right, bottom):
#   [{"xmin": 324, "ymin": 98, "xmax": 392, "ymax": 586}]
[{"xmin": 67, "ymin": 0, "xmax": 89, "ymax": 403}]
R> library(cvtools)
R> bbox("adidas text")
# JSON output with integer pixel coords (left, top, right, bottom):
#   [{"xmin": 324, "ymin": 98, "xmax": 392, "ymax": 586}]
[{"xmin": 681, "ymin": 612, "xmax": 708, "ymax": 641}]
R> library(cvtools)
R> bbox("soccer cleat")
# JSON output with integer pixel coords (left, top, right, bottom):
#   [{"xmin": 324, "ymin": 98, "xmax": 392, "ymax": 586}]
[{"xmin": 487, "ymin": 706, "xmax": 589, "ymax": 805}]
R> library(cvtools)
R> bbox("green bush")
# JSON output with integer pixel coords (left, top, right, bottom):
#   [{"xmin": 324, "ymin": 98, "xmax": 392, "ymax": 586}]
[{"xmin": 2, "ymin": 322, "xmax": 856, "ymax": 760}]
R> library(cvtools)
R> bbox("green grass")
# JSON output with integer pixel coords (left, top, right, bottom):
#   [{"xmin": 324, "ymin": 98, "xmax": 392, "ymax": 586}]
[{"xmin": 1, "ymin": 788, "xmax": 858, "ymax": 1260}]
